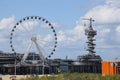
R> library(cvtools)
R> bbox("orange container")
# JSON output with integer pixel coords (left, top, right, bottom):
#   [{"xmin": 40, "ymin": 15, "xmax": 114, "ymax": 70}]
[{"xmin": 102, "ymin": 61, "xmax": 120, "ymax": 76}]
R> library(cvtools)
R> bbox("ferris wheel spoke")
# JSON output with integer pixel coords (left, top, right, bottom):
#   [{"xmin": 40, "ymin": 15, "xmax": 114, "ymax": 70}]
[
  {"xmin": 38, "ymin": 44, "xmax": 49, "ymax": 59},
  {"xmin": 37, "ymin": 39, "xmax": 53, "ymax": 49},
  {"xmin": 12, "ymin": 20, "xmax": 33, "ymax": 39},
  {"xmin": 37, "ymin": 39, "xmax": 53, "ymax": 52},
  {"xmin": 21, "ymin": 41, "xmax": 33, "ymax": 62},
  {"xmin": 16, "ymin": 28, "xmax": 31, "ymax": 37},
  {"xmin": 20, "ymin": 21, "xmax": 33, "ymax": 37},
  {"xmin": 37, "ymin": 39, "xmax": 54, "ymax": 59},
  {"xmin": 26, "ymin": 20, "xmax": 36, "ymax": 36},
  {"xmin": 31, "ymin": 18, "xmax": 37, "ymax": 34},
  {"xmin": 37, "ymin": 38, "xmax": 51, "ymax": 44}
]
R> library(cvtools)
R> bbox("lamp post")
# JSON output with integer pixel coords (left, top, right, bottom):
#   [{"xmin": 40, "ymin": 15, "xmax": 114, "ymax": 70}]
[
  {"xmin": 42, "ymin": 60, "xmax": 44, "ymax": 75},
  {"xmin": 14, "ymin": 54, "xmax": 17, "ymax": 75}
]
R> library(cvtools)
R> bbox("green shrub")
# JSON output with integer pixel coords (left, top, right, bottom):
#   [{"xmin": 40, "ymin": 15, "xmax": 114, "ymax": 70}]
[{"xmin": 19, "ymin": 73, "xmax": 120, "ymax": 80}]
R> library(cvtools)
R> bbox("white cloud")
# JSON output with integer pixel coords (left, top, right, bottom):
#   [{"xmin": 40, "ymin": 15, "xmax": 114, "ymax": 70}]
[
  {"xmin": 113, "ymin": 25, "xmax": 120, "ymax": 42},
  {"xmin": 0, "ymin": 16, "xmax": 16, "ymax": 52},
  {"xmin": 43, "ymin": 34, "xmax": 52, "ymax": 42},
  {"xmin": 116, "ymin": 25, "xmax": 120, "ymax": 33},
  {"xmin": 68, "ymin": 25, "xmax": 85, "ymax": 41},
  {"xmin": 0, "ymin": 36, "xmax": 8, "ymax": 43},
  {"xmin": 57, "ymin": 31, "xmax": 66, "ymax": 42},
  {"xmin": 40, "ymin": 22, "xmax": 60, "ymax": 29},
  {"xmin": 0, "ymin": 16, "xmax": 15, "ymax": 29},
  {"xmin": 84, "ymin": 0, "xmax": 120, "ymax": 24},
  {"xmin": 57, "ymin": 25, "xmax": 85, "ymax": 43},
  {"xmin": 99, "ymin": 28, "xmax": 111, "ymax": 36},
  {"xmin": 0, "ymin": 16, "xmax": 15, "ymax": 43},
  {"xmin": 98, "ymin": 45, "xmax": 120, "ymax": 49},
  {"xmin": 72, "ymin": 25, "xmax": 84, "ymax": 35},
  {"xmin": 51, "ymin": 22, "xmax": 61, "ymax": 28},
  {"xmin": 106, "ymin": 0, "xmax": 120, "ymax": 8}
]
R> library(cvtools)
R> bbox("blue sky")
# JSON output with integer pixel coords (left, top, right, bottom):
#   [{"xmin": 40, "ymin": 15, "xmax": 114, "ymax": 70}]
[
  {"xmin": 0, "ymin": 0, "xmax": 104, "ymax": 23},
  {"xmin": 0, "ymin": 0, "xmax": 120, "ymax": 61}
]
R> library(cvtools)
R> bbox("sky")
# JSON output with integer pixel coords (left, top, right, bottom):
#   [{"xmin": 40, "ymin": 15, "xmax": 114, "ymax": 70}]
[{"xmin": 0, "ymin": 0, "xmax": 120, "ymax": 61}]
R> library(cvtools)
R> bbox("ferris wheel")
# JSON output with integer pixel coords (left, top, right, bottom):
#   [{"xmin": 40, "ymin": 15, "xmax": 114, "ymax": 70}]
[{"xmin": 10, "ymin": 16, "xmax": 57, "ymax": 65}]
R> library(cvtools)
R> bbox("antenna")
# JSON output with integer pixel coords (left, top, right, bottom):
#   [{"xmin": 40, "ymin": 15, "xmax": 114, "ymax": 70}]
[{"xmin": 82, "ymin": 18, "xmax": 95, "ymax": 29}]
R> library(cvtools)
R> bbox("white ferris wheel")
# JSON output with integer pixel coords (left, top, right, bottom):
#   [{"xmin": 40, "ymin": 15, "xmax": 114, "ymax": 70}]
[{"xmin": 10, "ymin": 16, "xmax": 57, "ymax": 65}]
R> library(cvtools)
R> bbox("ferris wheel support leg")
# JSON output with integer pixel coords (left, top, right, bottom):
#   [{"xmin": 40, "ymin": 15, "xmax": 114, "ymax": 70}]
[
  {"xmin": 15, "ymin": 58, "xmax": 16, "ymax": 75},
  {"xmin": 21, "ymin": 42, "xmax": 33, "ymax": 62},
  {"xmin": 34, "ymin": 40, "xmax": 46, "ymax": 75}
]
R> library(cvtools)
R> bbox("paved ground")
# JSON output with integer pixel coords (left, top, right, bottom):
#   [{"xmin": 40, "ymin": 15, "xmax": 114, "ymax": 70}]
[
  {"xmin": 0, "ymin": 75, "xmax": 47, "ymax": 80},
  {"xmin": 0, "ymin": 75, "xmax": 28, "ymax": 80}
]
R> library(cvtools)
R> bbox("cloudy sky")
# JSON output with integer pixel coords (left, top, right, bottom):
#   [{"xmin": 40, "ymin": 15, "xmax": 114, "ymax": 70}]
[{"xmin": 0, "ymin": 0, "xmax": 120, "ymax": 61}]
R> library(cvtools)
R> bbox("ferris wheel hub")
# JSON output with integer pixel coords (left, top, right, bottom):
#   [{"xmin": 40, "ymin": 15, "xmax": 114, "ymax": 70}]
[{"xmin": 31, "ymin": 36, "xmax": 37, "ymax": 42}]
